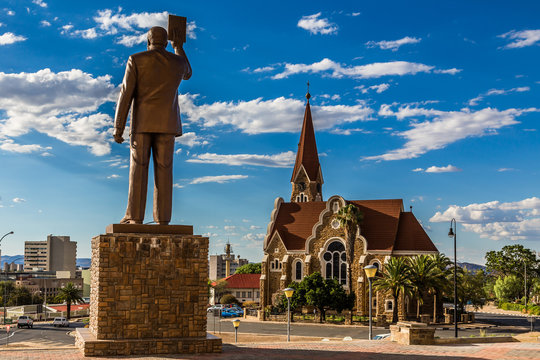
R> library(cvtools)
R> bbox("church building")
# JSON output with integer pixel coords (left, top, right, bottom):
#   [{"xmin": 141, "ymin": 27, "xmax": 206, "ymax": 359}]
[{"xmin": 260, "ymin": 92, "xmax": 439, "ymax": 319}]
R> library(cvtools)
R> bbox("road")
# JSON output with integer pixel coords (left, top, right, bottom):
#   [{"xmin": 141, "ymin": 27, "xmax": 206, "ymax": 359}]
[{"xmin": 0, "ymin": 321, "xmax": 84, "ymax": 346}]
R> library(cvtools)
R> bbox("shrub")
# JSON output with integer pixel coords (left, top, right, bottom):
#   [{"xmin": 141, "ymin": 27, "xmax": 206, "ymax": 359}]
[
  {"xmin": 243, "ymin": 301, "xmax": 258, "ymax": 309},
  {"xmin": 220, "ymin": 294, "xmax": 239, "ymax": 305}
]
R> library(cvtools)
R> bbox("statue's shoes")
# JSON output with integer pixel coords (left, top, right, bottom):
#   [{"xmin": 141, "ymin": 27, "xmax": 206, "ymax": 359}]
[{"xmin": 119, "ymin": 217, "xmax": 142, "ymax": 224}]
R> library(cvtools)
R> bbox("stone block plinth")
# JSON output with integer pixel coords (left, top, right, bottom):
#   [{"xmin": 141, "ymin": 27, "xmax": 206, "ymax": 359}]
[
  {"xmin": 390, "ymin": 321, "xmax": 435, "ymax": 345},
  {"xmin": 75, "ymin": 228, "xmax": 222, "ymax": 356}
]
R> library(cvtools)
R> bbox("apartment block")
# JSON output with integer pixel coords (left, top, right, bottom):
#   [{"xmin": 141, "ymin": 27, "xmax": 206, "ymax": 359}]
[{"xmin": 24, "ymin": 235, "xmax": 76, "ymax": 274}]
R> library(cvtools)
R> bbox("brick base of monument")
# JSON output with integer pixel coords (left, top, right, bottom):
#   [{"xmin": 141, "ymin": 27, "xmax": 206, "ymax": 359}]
[{"xmin": 75, "ymin": 228, "xmax": 222, "ymax": 356}]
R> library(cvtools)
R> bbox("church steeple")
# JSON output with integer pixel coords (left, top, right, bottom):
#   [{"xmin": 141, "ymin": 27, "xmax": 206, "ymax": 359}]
[{"xmin": 290, "ymin": 85, "xmax": 323, "ymax": 203}]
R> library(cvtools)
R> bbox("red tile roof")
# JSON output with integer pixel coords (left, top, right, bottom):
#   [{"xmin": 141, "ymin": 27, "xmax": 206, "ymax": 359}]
[
  {"xmin": 268, "ymin": 199, "xmax": 437, "ymax": 253},
  {"xmin": 291, "ymin": 101, "xmax": 321, "ymax": 182},
  {"xmin": 217, "ymin": 274, "xmax": 261, "ymax": 289},
  {"xmin": 394, "ymin": 212, "xmax": 438, "ymax": 252},
  {"xmin": 48, "ymin": 303, "xmax": 89, "ymax": 312}
]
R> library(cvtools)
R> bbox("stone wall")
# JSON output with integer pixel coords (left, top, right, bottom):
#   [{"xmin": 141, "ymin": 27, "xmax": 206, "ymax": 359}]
[{"xmin": 76, "ymin": 231, "xmax": 221, "ymax": 356}]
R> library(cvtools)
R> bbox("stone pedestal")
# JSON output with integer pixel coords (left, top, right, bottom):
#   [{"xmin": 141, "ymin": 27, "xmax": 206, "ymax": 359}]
[
  {"xmin": 75, "ymin": 226, "xmax": 222, "ymax": 356},
  {"xmin": 390, "ymin": 321, "xmax": 435, "ymax": 345}
]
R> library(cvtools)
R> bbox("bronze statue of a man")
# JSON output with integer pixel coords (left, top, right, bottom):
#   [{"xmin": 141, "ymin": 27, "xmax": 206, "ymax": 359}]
[{"xmin": 113, "ymin": 26, "xmax": 192, "ymax": 225}]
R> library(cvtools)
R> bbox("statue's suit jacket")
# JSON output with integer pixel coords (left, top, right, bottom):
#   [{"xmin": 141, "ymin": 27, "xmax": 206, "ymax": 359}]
[{"xmin": 114, "ymin": 47, "xmax": 190, "ymax": 135}]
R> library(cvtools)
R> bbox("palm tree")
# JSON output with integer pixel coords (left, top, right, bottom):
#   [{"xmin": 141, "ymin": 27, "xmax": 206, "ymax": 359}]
[
  {"xmin": 408, "ymin": 255, "xmax": 439, "ymax": 319},
  {"xmin": 373, "ymin": 257, "xmax": 413, "ymax": 323},
  {"xmin": 55, "ymin": 282, "xmax": 84, "ymax": 320},
  {"xmin": 430, "ymin": 253, "xmax": 453, "ymax": 322},
  {"xmin": 336, "ymin": 203, "xmax": 364, "ymax": 291}
]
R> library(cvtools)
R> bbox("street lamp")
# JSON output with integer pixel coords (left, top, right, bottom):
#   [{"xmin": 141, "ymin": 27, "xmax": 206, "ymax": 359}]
[
  {"xmin": 284, "ymin": 287, "xmax": 294, "ymax": 342},
  {"xmin": 232, "ymin": 319, "xmax": 240, "ymax": 343},
  {"xmin": 364, "ymin": 265, "xmax": 377, "ymax": 340},
  {"xmin": 448, "ymin": 219, "xmax": 458, "ymax": 338},
  {"xmin": 0, "ymin": 231, "xmax": 14, "ymax": 325}
]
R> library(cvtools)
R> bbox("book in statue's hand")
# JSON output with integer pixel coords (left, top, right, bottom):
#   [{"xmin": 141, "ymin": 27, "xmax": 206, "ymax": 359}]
[{"xmin": 168, "ymin": 14, "xmax": 187, "ymax": 43}]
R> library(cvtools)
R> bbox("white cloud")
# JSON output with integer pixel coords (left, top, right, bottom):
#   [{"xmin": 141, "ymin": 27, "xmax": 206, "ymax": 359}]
[
  {"xmin": 366, "ymin": 36, "xmax": 421, "ymax": 51},
  {"xmin": 297, "ymin": 13, "xmax": 337, "ymax": 35},
  {"xmin": 356, "ymin": 83, "xmax": 390, "ymax": 94},
  {"xmin": 433, "ymin": 68, "xmax": 462, "ymax": 75},
  {"xmin": 179, "ymin": 93, "xmax": 373, "ymax": 134},
  {"xmin": 189, "ymin": 175, "xmax": 248, "ymax": 185},
  {"xmin": 32, "ymin": 0, "xmax": 47, "ymax": 8},
  {"xmin": 175, "ymin": 132, "xmax": 209, "ymax": 147},
  {"xmin": 224, "ymin": 225, "xmax": 236, "ymax": 231},
  {"xmin": 430, "ymin": 197, "xmax": 540, "ymax": 241},
  {"xmin": 249, "ymin": 225, "xmax": 261, "ymax": 230},
  {"xmin": 0, "ymin": 68, "xmax": 117, "ymax": 156},
  {"xmin": 0, "ymin": 32, "xmax": 27, "ymax": 45},
  {"xmin": 12, "ymin": 197, "xmax": 26, "ymax": 203},
  {"xmin": 271, "ymin": 58, "xmax": 458, "ymax": 80},
  {"xmin": 329, "ymin": 128, "xmax": 366, "ymax": 135},
  {"xmin": 252, "ymin": 66, "xmax": 275, "ymax": 73},
  {"xmin": 242, "ymin": 232, "xmax": 266, "ymax": 248},
  {"xmin": 0, "ymin": 139, "xmax": 51, "ymax": 154},
  {"xmin": 319, "ymin": 94, "xmax": 341, "ymax": 101},
  {"xmin": 468, "ymin": 87, "xmax": 530, "ymax": 106},
  {"xmin": 412, "ymin": 168, "xmax": 424, "ymax": 172},
  {"xmin": 499, "ymin": 29, "xmax": 540, "ymax": 49},
  {"xmin": 187, "ymin": 151, "xmax": 295, "ymax": 168},
  {"xmin": 107, "ymin": 174, "xmax": 120, "ymax": 179},
  {"xmin": 6, "ymin": 10, "xmax": 15, "ymax": 16},
  {"xmin": 60, "ymin": 9, "xmax": 198, "ymax": 46},
  {"xmin": 366, "ymin": 105, "xmax": 536, "ymax": 160},
  {"xmin": 40, "ymin": 20, "xmax": 51, "ymax": 27},
  {"xmin": 424, "ymin": 165, "xmax": 462, "ymax": 173},
  {"xmin": 498, "ymin": 168, "xmax": 516, "ymax": 172},
  {"xmin": 351, "ymin": 12, "xmax": 361, "ymax": 17}
]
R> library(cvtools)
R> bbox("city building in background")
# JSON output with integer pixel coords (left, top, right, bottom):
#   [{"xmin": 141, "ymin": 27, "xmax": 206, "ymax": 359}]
[
  {"xmin": 15, "ymin": 272, "xmax": 83, "ymax": 300},
  {"xmin": 210, "ymin": 273, "xmax": 261, "ymax": 305},
  {"xmin": 208, "ymin": 242, "xmax": 248, "ymax": 280},
  {"xmin": 24, "ymin": 235, "xmax": 76, "ymax": 275}
]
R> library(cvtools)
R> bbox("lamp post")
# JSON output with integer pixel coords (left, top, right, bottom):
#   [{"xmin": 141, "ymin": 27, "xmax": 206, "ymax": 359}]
[
  {"xmin": 284, "ymin": 287, "xmax": 294, "ymax": 342},
  {"xmin": 0, "ymin": 231, "xmax": 14, "ymax": 325},
  {"xmin": 232, "ymin": 319, "xmax": 240, "ymax": 343},
  {"xmin": 364, "ymin": 265, "xmax": 377, "ymax": 340},
  {"xmin": 448, "ymin": 219, "xmax": 458, "ymax": 338}
]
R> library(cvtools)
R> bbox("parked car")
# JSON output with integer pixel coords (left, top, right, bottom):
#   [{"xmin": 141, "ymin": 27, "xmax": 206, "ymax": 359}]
[
  {"xmin": 219, "ymin": 310, "xmax": 235, "ymax": 318},
  {"xmin": 373, "ymin": 333, "xmax": 390, "ymax": 340},
  {"xmin": 207, "ymin": 305, "xmax": 224, "ymax": 313},
  {"xmin": 52, "ymin": 317, "xmax": 70, "ymax": 327},
  {"xmin": 17, "ymin": 316, "xmax": 33, "ymax": 329}
]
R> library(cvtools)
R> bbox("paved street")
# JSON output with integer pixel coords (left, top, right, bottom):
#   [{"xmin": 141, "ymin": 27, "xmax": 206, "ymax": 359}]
[{"xmin": 0, "ymin": 321, "xmax": 83, "ymax": 347}]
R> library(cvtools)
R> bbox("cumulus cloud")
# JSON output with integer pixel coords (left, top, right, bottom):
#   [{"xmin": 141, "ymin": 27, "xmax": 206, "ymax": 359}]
[
  {"xmin": 329, "ymin": 128, "xmax": 366, "ymax": 135},
  {"xmin": 0, "ymin": 139, "xmax": 51, "ymax": 154},
  {"xmin": 32, "ymin": 0, "xmax": 47, "ymax": 8},
  {"xmin": 366, "ymin": 105, "xmax": 536, "ymax": 160},
  {"xmin": 107, "ymin": 174, "xmax": 120, "ymax": 179},
  {"xmin": 430, "ymin": 197, "xmax": 540, "ymax": 241},
  {"xmin": 62, "ymin": 9, "xmax": 198, "ymax": 46},
  {"xmin": 424, "ymin": 165, "xmax": 462, "ymax": 173},
  {"xmin": 0, "ymin": 32, "xmax": 27, "ymax": 45},
  {"xmin": 468, "ymin": 87, "xmax": 530, "ymax": 106},
  {"xmin": 40, "ymin": 20, "xmax": 51, "ymax": 27},
  {"xmin": 366, "ymin": 36, "xmax": 421, "ymax": 51},
  {"xmin": 187, "ymin": 151, "xmax": 295, "ymax": 167},
  {"xmin": 175, "ymin": 132, "xmax": 209, "ymax": 147},
  {"xmin": 356, "ymin": 83, "xmax": 390, "ymax": 94},
  {"xmin": 189, "ymin": 175, "xmax": 248, "ymax": 185},
  {"xmin": 12, "ymin": 197, "xmax": 26, "ymax": 203},
  {"xmin": 242, "ymin": 232, "xmax": 266, "ymax": 248},
  {"xmin": 179, "ymin": 93, "xmax": 373, "ymax": 134},
  {"xmin": 271, "ymin": 58, "xmax": 458, "ymax": 80},
  {"xmin": 297, "ymin": 13, "xmax": 337, "ymax": 35},
  {"xmin": 499, "ymin": 29, "xmax": 540, "ymax": 49},
  {"xmin": 0, "ymin": 68, "xmax": 117, "ymax": 155}
]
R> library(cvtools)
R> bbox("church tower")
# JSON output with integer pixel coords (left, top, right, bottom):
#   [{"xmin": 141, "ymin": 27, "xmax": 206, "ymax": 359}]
[{"xmin": 290, "ymin": 89, "xmax": 323, "ymax": 202}]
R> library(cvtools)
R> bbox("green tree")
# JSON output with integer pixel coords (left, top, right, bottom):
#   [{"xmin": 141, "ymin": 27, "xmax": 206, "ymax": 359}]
[
  {"xmin": 457, "ymin": 269, "xmax": 487, "ymax": 310},
  {"xmin": 408, "ymin": 255, "xmax": 439, "ymax": 318},
  {"xmin": 7, "ymin": 286, "xmax": 32, "ymax": 306},
  {"xmin": 0, "ymin": 281, "xmax": 15, "ymax": 307},
  {"xmin": 211, "ymin": 279, "xmax": 229, "ymax": 304},
  {"xmin": 220, "ymin": 293, "xmax": 239, "ymax": 305},
  {"xmin": 494, "ymin": 275, "xmax": 522, "ymax": 302},
  {"xmin": 235, "ymin": 263, "xmax": 261, "ymax": 274},
  {"xmin": 429, "ymin": 253, "xmax": 453, "ymax": 319},
  {"xmin": 336, "ymin": 204, "xmax": 363, "ymax": 290},
  {"xmin": 374, "ymin": 257, "xmax": 413, "ymax": 323},
  {"xmin": 485, "ymin": 245, "xmax": 539, "ymax": 298},
  {"xmin": 55, "ymin": 282, "xmax": 84, "ymax": 319}
]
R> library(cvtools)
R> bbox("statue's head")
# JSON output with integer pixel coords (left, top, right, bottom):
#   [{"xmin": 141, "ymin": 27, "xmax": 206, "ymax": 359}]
[{"xmin": 147, "ymin": 26, "xmax": 168, "ymax": 49}]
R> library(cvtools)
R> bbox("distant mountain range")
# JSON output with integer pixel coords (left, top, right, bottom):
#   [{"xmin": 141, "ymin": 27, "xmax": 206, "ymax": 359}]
[
  {"xmin": 457, "ymin": 262, "xmax": 486, "ymax": 272},
  {"xmin": 0, "ymin": 255, "xmax": 91, "ymax": 268}
]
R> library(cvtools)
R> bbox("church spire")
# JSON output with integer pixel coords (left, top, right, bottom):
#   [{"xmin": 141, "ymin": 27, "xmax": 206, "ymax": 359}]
[{"xmin": 290, "ymin": 84, "xmax": 323, "ymax": 202}]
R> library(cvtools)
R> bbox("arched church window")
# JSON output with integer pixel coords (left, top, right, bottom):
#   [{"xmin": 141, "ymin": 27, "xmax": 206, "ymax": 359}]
[
  {"xmin": 322, "ymin": 240, "xmax": 347, "ymax": 285},
  {"xmin": 294, "ymin": 260, "xmax": 303, "ymax": 280},
  {"xmin": 296, "ymin": 193, "xmax": 307, "ymax": 202}
]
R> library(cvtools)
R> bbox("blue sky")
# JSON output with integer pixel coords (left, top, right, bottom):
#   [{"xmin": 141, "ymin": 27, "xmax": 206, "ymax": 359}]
[{"xmin": 0, "ymin": 0, "xmax": 539, "ymax": 264}]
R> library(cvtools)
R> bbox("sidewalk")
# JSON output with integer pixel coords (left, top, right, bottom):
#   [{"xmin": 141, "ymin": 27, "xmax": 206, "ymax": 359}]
[
  {"xmin": 1, "ymin": 340, "xmax": 539, "ymax": 359},
  {"xmin": 471, "ymin": 304, "xmax": 539, "ymax": 317}
]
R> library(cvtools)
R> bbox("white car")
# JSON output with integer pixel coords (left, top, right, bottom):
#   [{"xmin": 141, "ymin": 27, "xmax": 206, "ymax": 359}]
[
  {"xmin": 52, "ymin": 317, "xmax": 69, "ymax": 327},
  {"xmin": 17, "ymin": 315, "xmax": 33, "ymax": 329}
]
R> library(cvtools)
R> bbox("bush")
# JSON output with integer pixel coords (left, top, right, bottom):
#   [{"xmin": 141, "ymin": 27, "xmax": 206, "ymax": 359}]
[
  {"xmin": 220, "ymin": 294, "xmax": 239, "ymax": 305},
  {"xmin": 498, "ymin": 302, "xmax": 540, "ymax": 315},
  {"xmin": 243, "ymin": 301, "xmax": 258, "ymax": 309}
]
